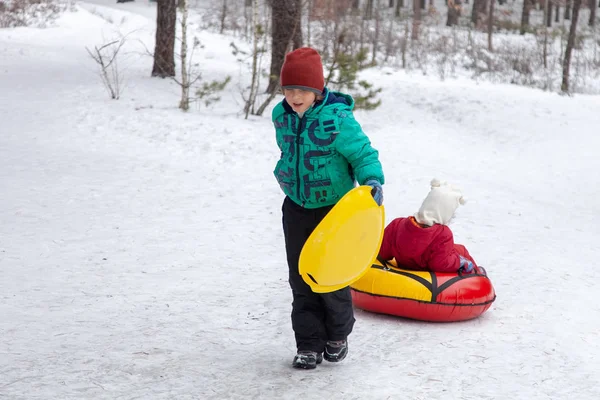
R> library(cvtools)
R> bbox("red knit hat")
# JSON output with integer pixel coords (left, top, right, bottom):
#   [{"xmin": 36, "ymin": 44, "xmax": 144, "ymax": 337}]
[{"xmin": 280, "ymin": 47, "xmax": 325, "ymax": 95}]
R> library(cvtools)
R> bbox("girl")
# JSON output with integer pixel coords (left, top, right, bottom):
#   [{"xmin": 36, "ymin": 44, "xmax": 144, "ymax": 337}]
[{"xmin": 379, "ymin": 179, "xmax": 478, "ymax": 273}]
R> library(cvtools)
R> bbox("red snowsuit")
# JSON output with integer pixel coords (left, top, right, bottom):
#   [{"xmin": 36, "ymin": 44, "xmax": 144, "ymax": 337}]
[{"xmin": 378, "ymin": 217, "xmax": 477, "ymax": 273}]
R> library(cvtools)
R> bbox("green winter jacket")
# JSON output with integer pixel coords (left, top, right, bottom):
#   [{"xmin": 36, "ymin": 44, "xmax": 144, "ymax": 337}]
[{"xmin": 272, "ymin": 88, "xmax": 384, "ymax": 209}]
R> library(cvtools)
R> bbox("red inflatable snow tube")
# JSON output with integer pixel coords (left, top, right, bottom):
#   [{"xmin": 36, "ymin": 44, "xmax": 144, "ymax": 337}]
[{"xmin": 350, "ymin": 259, "xmax": 496, "ymax": 322}]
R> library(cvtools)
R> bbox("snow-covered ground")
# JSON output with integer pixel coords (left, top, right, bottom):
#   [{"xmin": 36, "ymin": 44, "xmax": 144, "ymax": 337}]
[{"xmin": 1, "ymin": 2, "xmax": 599, "ymax": 399}]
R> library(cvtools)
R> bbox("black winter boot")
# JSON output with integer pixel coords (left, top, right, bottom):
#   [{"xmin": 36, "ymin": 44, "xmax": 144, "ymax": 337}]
[
  {"xmin": 324, "ymin": 340, "xmax": 348, "ymax": 362},
  {"xmin": 292, "ymin": 351, "xmax": 323, "ymax": 369}
]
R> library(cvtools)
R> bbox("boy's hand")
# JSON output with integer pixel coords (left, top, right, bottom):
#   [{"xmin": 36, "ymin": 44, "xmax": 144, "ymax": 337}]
[{"xmin": 365, "ymin": 179, "xmax": 383, "ymax": 206}]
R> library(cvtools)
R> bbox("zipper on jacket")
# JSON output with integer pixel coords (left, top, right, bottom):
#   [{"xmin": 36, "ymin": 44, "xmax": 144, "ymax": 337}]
[{"xmin": 295, "ymin": 114, "xmax": 306, "ymax": 204}]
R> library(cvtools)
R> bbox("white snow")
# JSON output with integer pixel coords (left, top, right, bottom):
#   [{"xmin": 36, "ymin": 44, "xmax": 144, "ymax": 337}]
[{"xmin": 1, "ymin": 2, "xmax": 599, "ymax": 399}]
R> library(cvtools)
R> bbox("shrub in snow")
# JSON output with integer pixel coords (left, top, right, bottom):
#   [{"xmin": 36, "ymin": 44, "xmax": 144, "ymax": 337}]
[
  {"xmin": 86, "ymin": 37, "xmax": 127, "ymax": 100},
  {"xmin": 0, "ymin": 0, "xmax": 74, "ymax": 28}
]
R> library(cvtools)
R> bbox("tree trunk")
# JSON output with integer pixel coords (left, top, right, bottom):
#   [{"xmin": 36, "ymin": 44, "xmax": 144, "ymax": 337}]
[
  {"xmin": 543, "ymin": 0, "xmax": 549, "ymax": 68},
  {"xmin": 402, "ymin": 20, "xmax": 409, "ymax": 68},
  {"xmin": 360, "ymin": 14, "xmax": 366, "ymax": 49},
  {"xmin": 471, "ymin": 0, "xmax": 479, "ymax": 24},
  {"xmin": 472, "ymin": 0, "xmax": 488, "ymax": 27},
  {"xmin": 520, "ymin": 0, "xmax": 532, "ymax": 34},
  {"xmin": 412, "ymin": 0, "xmax": 421, "ymax": 40},
  {"xmin": 481, "ymin": 0, "xmax": 489, "ymax": 26},
  {"xmin": 266, "ymin": 0, "xmax": 302, "ymax": 94},
  {"xmin": 590, "ymin": 0, "xmax": 597, "ymax": 26},
  {"xmin": 446, "ymin": 0, "xmax": 460, "ymax": 26},
  {"xmin": 372, "ymin": 5, "xmax": 381, "ymax": 63},
  {"xmin": 564, "ymin": 0, "xmax": 571, "ymax": 20},
  {"xmin": 546, "ymin": 0, "xmax": 553, "ymax": 27},
  {"xmin": 292, "ymin": 5, "xmax": 302, "ymax": 50},
  {"xmin": 152, "ymin": 0, "xmax": 176, "ymax": 78},
  {"xmin": 561, "ymin": 0, "xmax": 582, "ymax": 93},
  {"xmin": 246, "ymin": 0, "xmax": 260, "ymax": 118},
  {"xmin": 179, "ymin": 0, "xmax": 189, "ymax": 111},
  {"xmin": 365, "ymin": 0, "xmax": 374, "ymax": 19},
  {"xmin": 389, "ymin": 0, "xmax": 395, "ymax": 7},
  {"xmin": 421, "ymin": 0, "xmax": 426, "ymax": 9},
  {"xmin": 384, "ymin": 9, "xmax": 395, "ymax": 61},
  {"xmin": 395, "ymin": 0, "xmax": 403, "ymax": 17},
  {"xmin": 307, "ymin": 0, "xmax": 312, "ymax": 45},
  {"xmin": 488, "ymin": 0, "xmax": 495, "ymax": 51},
  {"xmin": 220, "ymin": 0, "xmax": 227, "ymax": 34}
]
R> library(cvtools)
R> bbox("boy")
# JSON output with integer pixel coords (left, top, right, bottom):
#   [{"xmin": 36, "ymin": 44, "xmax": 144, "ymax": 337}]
[{"xmin": 272, "ymin": 47, "xmax": 384, "ymax": 369}]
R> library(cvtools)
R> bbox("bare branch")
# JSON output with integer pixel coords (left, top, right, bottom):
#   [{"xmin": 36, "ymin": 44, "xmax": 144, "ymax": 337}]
[{"xmin": 86, "ymin": 36, "xmax": 127, "ymax": 100}]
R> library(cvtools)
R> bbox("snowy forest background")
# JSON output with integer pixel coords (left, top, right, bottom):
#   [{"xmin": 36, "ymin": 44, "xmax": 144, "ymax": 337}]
[{"xmin": 2, "ymin": 0, "xmax": 598, "ymax": 113}]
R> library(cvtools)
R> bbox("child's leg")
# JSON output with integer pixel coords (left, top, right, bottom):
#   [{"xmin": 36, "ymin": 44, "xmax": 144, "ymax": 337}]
[
  {"xmin": 282, "ymin": 197, "xmax": 331, "ymax": 353},
  {"xmin": 322, "ymin": 288, "xmax": 355, "ymax": 342},
  {"xmin": 454, "ymin": 243, "xmax": 478, "ymax": 267}
]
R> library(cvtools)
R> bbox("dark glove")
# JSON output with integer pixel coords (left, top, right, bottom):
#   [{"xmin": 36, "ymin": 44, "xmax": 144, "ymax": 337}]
[
  {"xmin": 365, "ymin": 179, "xmax": 383, "ymax": 206},
  {"xmin": 459, "ymin": 256, "xmax": 474, "ymax": 273}
]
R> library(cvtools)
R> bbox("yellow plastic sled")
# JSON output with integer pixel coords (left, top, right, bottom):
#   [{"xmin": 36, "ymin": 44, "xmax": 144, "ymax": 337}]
[{"xmin": 298, "ymin": 185, "xmax": 385, "ymax": 293}]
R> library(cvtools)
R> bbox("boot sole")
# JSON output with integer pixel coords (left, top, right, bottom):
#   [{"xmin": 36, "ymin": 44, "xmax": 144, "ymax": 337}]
[{"xmin": 292, "ymin": 362, "xmax": 317, "ymax": 369}]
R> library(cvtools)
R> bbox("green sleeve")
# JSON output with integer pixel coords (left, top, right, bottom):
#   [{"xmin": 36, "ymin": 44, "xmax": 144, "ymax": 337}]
[{"xmin": 335, "ymin": 114, "xmax": 385, "ymax": 185}]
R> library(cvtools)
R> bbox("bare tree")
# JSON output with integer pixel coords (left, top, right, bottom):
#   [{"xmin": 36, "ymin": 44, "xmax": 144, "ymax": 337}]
[
  {"xmin": 471, "ymin": 0, "xmax": 479, "ymax": 24},
  {"xmin": 488, "ymin": 0, "xmax": 495, "ymax": 51},
  {"xmin": 372, "ymin": 1, "xmax": 381, "ymax": 63},
  {"xmin": 307, "ymin": 0, "xmax": 312, "ymax": 46},
  {"xmin": 220, "ymin": 0, "xmax": 227, "ymax": 34},
  {"xmin": 471, "ymin": 0, "xmax": 488, "ymax": 28},
  {"xmin": 179, "ymin": 0, "xmax": 190, "ymax": 110},
  {"xmin": 564, "ymin": 0, "xmax": 571, "ymax": 20},
  {"xmin": 520, "ymin": 0, "xmax": 533, "ymax": 34},
  {"xmin": 152, "ymin": 0, "xmax": 176, "ymax": 77},
  {"xmin": 446, "ymin": 0, "xmax": 461, "ymax": 26},
  {"xmin": 266, "ymin": 0, "xmax": 302, "ymax": 94},
  {"xmin": 365, "ymin": 0, "xmax": 374, "ymax": 19},
  {"xmin": 245, "ymin": 0, "xmax": 260, "ymax": 118},
  {"xmin": 546, "ymin": 0, "xmax": 553, "ymax": 27},
  {"xmin": 412, "ymin": 0, "xmax": 421, "ymax": 40},
  {"xmin": 543, "ymin": 0, "xmax": 549, "ymax": 68},
  {"xmin": 561, "ymin": 0, "xmax": 582, "ymax": 93},
  {"xmin": 395, "ymin": 0, "xmax": 403, "ymax": 17},
  {"xmin": 401, "ymin": 18, "xmax": 409, "ymax": 68},
  {"xmin": 590, "ymin": 0, "xmax": 597, "ymax": 26},
  {"xmin": 384, "ymin": 6, "xmax": 396, "ymax": 61}
]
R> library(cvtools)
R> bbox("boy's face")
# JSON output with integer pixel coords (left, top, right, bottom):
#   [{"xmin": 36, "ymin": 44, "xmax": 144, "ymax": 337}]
[{"xmin": 283, "ymin": 88, "xmax": 316, "ymax": 115}]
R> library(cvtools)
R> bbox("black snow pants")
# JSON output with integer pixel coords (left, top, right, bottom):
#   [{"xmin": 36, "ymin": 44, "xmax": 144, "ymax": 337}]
[{"xmin": 282, "ymin": 196, "xmax": 355, "ymax": 353}]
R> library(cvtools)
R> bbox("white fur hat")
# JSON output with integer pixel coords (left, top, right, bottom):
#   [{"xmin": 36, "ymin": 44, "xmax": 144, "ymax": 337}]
[{"xmin": 415, "ymin": 178, "xmax": 466, "ymax": 226}]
